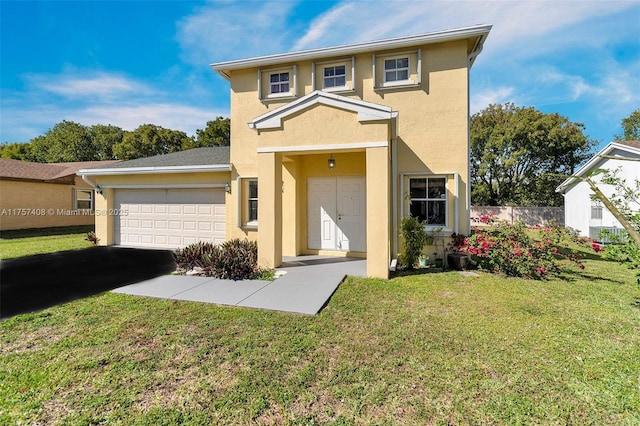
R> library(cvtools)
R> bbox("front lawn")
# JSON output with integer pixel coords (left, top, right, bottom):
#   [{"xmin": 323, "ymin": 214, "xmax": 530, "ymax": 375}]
[
  {"xmin": 0, "ymin": 226, "xmax": 94, "ymax": 260},
  {"xmin": 1, "ymin": 249, "xmax": 638, "ymax": 424}
]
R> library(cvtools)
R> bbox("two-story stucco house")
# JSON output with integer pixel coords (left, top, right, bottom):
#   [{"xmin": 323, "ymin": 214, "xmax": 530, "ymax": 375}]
[{"xmin": 80, "ymin": 25, "xmax": 491, "ymax": 278}]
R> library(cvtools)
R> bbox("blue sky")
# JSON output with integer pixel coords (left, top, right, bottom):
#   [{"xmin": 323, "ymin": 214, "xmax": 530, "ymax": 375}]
[{"xmin": 1, "ymin": 0, "xmax": 639, "ymax": 151}]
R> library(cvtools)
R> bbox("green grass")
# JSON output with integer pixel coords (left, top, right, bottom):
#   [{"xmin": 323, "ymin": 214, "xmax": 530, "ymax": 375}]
[
  {"xmin": 1, "ymin": 237, "xmax": 639, "ymax": 424},
  {"xmin": 0, "ymin": 225, "xmax": 95, "ymax": 259}
]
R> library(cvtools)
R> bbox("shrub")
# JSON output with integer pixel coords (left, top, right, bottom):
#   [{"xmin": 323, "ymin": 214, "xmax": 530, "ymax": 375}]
[
  {"xmin": 465, "ymin": 217, "xmax": 585, "ymax": 279},
  {"xmin": 175, "ymin": 241, "xmax": 216, "ymax": 270},
  {"xmin": 85, "ymin": 231, "xmax": 99, "ymax": 245},
  {"xmin": 204, "ymin": 239, "xmax": 259, "ymax": 280},
  {"xmin": 598, "ymin": 229, "xmax": 640, "ymax": 289},
  {"xmin": 399, "ymin": 216, "xmax": 428, "ymax": 269}
]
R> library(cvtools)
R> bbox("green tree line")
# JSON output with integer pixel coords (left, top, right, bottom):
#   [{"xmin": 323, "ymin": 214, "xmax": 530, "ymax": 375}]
[{"xmin": 0, "ymin": 117, "xmax": 230, "ymax": 162}]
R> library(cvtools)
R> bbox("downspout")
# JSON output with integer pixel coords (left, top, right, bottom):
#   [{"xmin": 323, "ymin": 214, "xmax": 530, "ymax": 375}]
[
  {"xmin": 81, "ymin": 174, "xmax": 101, "ymax": 194},
  {"xmin": 392, "ymin": 131, "xmax": 398, "ymax": 260}
]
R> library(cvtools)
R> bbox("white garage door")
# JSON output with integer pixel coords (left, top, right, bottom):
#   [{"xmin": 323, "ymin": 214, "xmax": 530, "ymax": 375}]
[{"xmin": 114, "ymin": 188, "xmax": 226, "ymax": 249}]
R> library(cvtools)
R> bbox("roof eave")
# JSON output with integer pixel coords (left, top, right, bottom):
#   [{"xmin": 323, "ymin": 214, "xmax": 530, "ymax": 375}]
[
  {"xmin": 555, "ymin": 142, "xmax": 640, "ymax": 193},
  {"xmin": 210, "ymin": 24, "xmax": 492, "ymax": 76},
  {"xmin": 77, "ymin": 164, "xmax": 232, "ymax": 176}
]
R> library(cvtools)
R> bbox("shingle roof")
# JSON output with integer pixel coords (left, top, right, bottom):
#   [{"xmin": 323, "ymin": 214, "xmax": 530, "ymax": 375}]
[
  {"xmin": 618, "ymin": 140, "xmax": 640, "ymax": 150},
  {"xmin": 0, "ymin": 159, "xmax": 118, "ymax": 183},
  {"xmin": 85, "ymin": 146, "xmax": 230, "ymax": 170}
]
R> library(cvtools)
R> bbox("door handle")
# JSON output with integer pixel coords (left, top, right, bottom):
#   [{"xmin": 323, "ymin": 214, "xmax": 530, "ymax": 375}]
[{"xmin": 338, "ymin": 214, "xmax": 342, "ymax": 220}]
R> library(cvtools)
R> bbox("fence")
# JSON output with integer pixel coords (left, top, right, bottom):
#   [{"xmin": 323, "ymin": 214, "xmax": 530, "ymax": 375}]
[{"xmin": 470, "ymin": 206, "xmax": 564, "ymax": 227}]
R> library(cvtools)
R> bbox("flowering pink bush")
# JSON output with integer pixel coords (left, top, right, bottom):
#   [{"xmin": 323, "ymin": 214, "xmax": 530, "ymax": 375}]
[{"xmin": 465, "ymin": 217, "xmax": 586, "ymax": 279}]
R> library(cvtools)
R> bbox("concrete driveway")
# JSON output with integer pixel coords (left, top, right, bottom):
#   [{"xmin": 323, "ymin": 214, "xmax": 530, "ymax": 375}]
[{"xmin": 113, "ymin": 255, "xmax": 367, "ymax": 315}]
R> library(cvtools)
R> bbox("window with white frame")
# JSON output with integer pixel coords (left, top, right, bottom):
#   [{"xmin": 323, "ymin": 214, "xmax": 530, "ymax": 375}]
[
  {"xmin": 409, "ymin": 177, "xmax": 446, "ymax": 226},
  {"xmin": 591, "ymin": 200, "xmax": 603, "ymax": 220},
  {"xmin": 269, "ymin": 72, "xmax": 290, "ymax": 95},
  {"xmin": 248, "ymin": 180, "xmax": 258, "ymax": 223},
  {"xmin": 74, "ymin": 189, "xmax": 94, "ymax": 210},
  {"xmin": 323, "ymin": 65, "xmax": 346, "ymax": 88},
  {"xmin": 384, "ymin": 57, "xmax": 409, "ymax": 83}
]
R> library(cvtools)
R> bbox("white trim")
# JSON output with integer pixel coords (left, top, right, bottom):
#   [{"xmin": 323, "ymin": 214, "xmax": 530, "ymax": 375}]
[
  {"xmin": 417, "ymin": 49, "xmax": 422, "ymax": 85},
  {"xmin": 379, "ymin": 80, "xmax": 416, "ymax": 89},
  {"xmin": 236, "ymin": 176, "xmax": 258, "ymax": 229},
  {"xmin": 77, "ymin": 164, "xmax": 231, "ymax": 176},
  {"xmin": 311, "ymin": 62, "xmax": 316, "ymax": 91},
  {"xmin": 249, "ymin": 90, "xmax": 397, "ymax": 130},
  {"xmin": 293, "ymin": 64, "xmax": 298, "ymax": 97},
  {"xmin": 351, "ymin": 56, "xmax": 356, "ymax": 89},
  {"xmin": 100, "ymin": 183, "xmax": 228, "ymax": 189},
  {"xmin": 399, "ymin": 172, "xmax": 459, "ymax": 230},
  {"xmin": 556, "ymin": 142, "xmax": 640, "ymax": 193},
  {"xmin": 257, "ymin": 69, "xmax": 262, "ymax": 100},
  {"xmin": 454, "ymin": 172, "xmax": 459, "ymax": 234},
  {"xmin": 211, "ymin": 24, "xmax": 492, "ymax": 76},
  {"xmin": 258, "ymin": 141, "xmax": 388, "ymax": 154},
  {"xmin": 371, "ymin": 54, "xmax": 376, "ymax": 90}
]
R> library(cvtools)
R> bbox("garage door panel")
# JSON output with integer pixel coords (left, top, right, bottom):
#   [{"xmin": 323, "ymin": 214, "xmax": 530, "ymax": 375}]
[{"xmin": 115, "ymin": 188, "xmax": 226, "ymax": 249}]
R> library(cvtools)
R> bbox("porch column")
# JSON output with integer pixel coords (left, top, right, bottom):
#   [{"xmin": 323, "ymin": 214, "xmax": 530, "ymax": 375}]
[
  {"xmin": 366, "ymin": 145, "xmax": 390, "ymax": 278},
  {"xmin": 257, "ymin": 151, "xmax": 283, "ymax": 268}
]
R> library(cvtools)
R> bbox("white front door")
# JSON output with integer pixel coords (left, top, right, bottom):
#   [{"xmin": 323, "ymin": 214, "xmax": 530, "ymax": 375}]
[{"xmin": 308, "ymin": 177, "xmax": 366, "ymax": 252}]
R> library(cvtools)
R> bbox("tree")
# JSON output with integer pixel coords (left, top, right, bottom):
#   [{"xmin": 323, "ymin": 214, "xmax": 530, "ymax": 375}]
[
  {"xmin": 470, "ymin": 103, "xmax": 596, "ymax": 206},
  {"xmin": 29, "ymin": 120, "xmax": 97, "ymax": 163},
  {"xmin": 194, "ymin": 116, "xmax": 230, "ymax": 147},
  {"xmin": 0, "ymin": 142, "xmax": 34, "ymax": 161},
  {"xmin": 614, "ymin": 108, "xmax": 640, "ymax": 141},
  {"xmin": 90, "ymin": 124, "xmax": 123, "ymax": 160},
  {"xmin": 112, "ymin": 124, "xmax": 194, "ymax": 160}
]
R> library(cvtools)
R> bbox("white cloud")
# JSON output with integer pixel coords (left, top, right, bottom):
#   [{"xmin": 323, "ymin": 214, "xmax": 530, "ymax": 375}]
[
  {"xmin": 292, "ymin": 3, "xmax": 357, "ymax": 51},
  {"xmin": 26, "ymin": 72, "xmax": 154, "ymax": 99},
  {"xmin": 177, "ymin": 0, "xmax": 298, "ymax": 64},
  {"xmin": 1, "ymin": 70, "xmax": 226, "ymax": 142},
  {"xmin": 471, "ymin": 87, "xmax": 516, "ymax": 113}
]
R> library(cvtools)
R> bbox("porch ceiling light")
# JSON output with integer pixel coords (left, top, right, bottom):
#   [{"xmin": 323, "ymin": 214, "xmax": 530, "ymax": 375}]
[{"xmin": 328, "ymin": 154, "xmax": 336, "ymax": 170}]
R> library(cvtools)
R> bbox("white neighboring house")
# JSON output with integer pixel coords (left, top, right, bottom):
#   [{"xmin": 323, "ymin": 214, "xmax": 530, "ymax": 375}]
[{"xmin": 556, "ymin": 141, "xmax": 640, "ymax": 240}]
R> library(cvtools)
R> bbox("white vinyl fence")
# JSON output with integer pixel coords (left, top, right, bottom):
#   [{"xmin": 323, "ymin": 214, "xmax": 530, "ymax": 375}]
[{"xmin": 471, "ymin": 206, "xmax": 564, "ymax": 227}]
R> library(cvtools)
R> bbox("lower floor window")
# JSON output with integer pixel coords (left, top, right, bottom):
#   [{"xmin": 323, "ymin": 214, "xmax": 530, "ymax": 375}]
[
  {"xmin": 74, "ymin": 189, "xmax": 94, "ymax": 210},
  {"xmin": 248, "ymin": 180, "xmax": 258, "ymax": 222},
  {"xmin": 409, "ymin": 177, "xmax": 446, "ymax": 226}
]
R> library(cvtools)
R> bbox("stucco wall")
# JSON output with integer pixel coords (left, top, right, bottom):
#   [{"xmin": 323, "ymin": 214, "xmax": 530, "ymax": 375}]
[
  {"xmin": 226, "ymin": 39, "xmax": 471, "ymax": 277},
  {"xmin": 0, "ymin": 177, "xmax": 96, "ymax": 230}
]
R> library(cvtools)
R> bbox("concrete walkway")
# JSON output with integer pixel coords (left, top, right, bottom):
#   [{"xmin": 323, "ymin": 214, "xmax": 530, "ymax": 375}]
[{"xmin": 112, "ymin": 255, "xmax": 366, "ymax": 315}]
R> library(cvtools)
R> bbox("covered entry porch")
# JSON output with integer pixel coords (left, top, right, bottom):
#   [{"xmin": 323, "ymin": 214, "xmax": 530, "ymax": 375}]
[{"xmin": 249, "ymin": 91, "xmax": 397, "ymax": 278}]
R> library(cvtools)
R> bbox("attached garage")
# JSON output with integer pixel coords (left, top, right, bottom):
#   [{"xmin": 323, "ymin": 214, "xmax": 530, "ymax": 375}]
[
  {"xmin": 115, "ymin": 188, "xmax": 226, "ymax": 249},
  {"xmin": 77, "ymin": 147, "xmax": 232, "ymax": 249}
]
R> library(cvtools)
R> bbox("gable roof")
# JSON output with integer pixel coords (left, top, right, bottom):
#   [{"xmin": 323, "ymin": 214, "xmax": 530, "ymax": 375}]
[
  {"xmin": 0, "ymin": 159, "xmax": 118, "ymax": 184},
  {"xmin": 78, "ymin": 147, "xmax": 231, "ymax": 175},
  {"xmin": 248, "ymin": 90, "xmax": 397, "ymax": 130},
  {"xmin": 211, "ymin": 24, "xmax": 492, "ymax": 79},
  {"xmin": 556, "ymin": 141, "xmax": 640, "ymax": 193}
]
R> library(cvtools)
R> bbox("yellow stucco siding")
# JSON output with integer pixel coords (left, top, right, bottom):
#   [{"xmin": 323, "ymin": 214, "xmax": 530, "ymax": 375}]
[
  {"xmin": 223, "ymin": 38, "xmax": 472, "ymax": 277},
  {"xmin": 256, "ymin": 104, "xmax": 389, "ymax": 149},
  {"xmin": 0, "ymin": 177, "xmax": 97, "ymax": 230}
]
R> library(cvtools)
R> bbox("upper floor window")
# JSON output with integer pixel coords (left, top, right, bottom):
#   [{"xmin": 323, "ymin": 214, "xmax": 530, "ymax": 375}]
[
  {"xmin": 324, "ymin": 65, "xmax": 346, "ymax": 88},
  {"xmin": 270, "ymin": 72, "xmax": 290, "ymax": 94},
  {"xmin": 409, "ymin": 177, "xmax": 446, "ymax": 226},
  {"xmin": 384, "ymin": 57, "xmax": 409, "ymax": 82},
  {"xmin": 374, "ymin": 50, "xmax": 421, "ymax": 89},
  {"xmin": 259, "ymin": 66, "xmax": 297, "ymax": 100}
]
